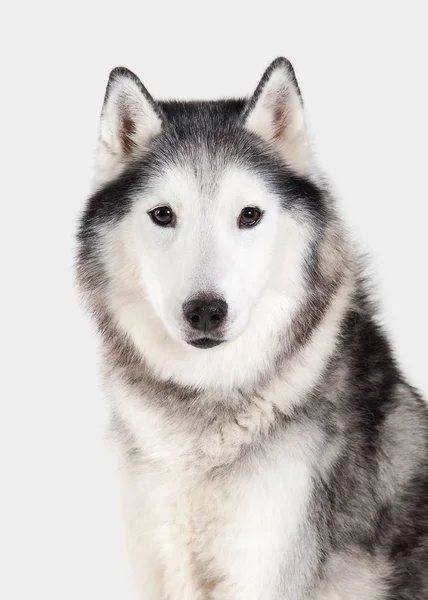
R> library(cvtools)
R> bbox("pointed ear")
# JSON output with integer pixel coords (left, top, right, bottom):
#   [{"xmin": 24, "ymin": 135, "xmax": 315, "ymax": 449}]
[
  {"xmin": 243, "ymin": 58, "xmax": 312, "ymax": 175},
  {"xmin": 94, "ymin": 67, "xmax": 163, "ymax": 188}
]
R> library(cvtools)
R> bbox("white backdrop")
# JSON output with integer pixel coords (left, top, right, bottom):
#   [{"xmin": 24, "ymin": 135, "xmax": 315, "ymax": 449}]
[{"xmin": 1, "ymin": 2, "xmax": 427, "ymax": 598}]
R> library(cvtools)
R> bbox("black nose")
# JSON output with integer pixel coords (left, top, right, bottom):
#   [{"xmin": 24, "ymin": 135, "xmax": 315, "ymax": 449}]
[{"xmin": 183, "ymin": 297, "xmax": 228, "ymax": 333}]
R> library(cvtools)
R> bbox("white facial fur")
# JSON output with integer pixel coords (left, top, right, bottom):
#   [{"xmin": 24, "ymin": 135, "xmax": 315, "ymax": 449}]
[
  {"xmin": 131, "ymin": 166, "xmax": 283, "ymax": 343},
  {"xmin": 101, "ymin": 165, "xmax": 312, "ymax": 388}
]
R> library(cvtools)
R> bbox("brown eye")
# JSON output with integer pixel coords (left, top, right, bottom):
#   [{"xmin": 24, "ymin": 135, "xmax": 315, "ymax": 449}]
[
  {"xmin": 238, "ymin": 206, "xmax": 263, "ymax": 229},
  {"xmin": 148, "ymin": 206, "xmax": 176, "ymax": 227}
]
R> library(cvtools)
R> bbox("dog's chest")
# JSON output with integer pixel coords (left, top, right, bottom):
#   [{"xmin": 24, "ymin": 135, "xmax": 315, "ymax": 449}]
[
  {"xmin": 131, "ymin": 446, "xmax": 313, "ymax": 599},
  {"xmin": 115, "ymin": 391, "xmax": 317, "ymax": 599}
]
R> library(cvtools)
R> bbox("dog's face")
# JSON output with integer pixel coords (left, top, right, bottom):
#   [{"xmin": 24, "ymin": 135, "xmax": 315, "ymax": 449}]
[
  {"xmin": 79, "ymin": 59, "xmax": 328, "ymax": 374},
  {"xmin": 123, "ymin": 161, "xmax": 288, "ymax": 349}
]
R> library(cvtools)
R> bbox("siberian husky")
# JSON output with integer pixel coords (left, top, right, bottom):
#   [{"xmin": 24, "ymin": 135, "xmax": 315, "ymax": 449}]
[{"xmin": 76, "ymin": 58, "xmax": 428, "ymax": 599}]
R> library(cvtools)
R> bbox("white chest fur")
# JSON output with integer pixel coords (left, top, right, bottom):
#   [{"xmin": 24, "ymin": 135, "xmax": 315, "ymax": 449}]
[{"xmin": 111, "ymin": 383, "xmax": 318, "ymax": 600}]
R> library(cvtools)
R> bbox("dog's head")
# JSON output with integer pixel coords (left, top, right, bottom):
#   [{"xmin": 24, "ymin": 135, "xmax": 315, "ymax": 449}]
[{"xmin": 78, "ymin": 59, "xmax": 338, "ymax": 386}]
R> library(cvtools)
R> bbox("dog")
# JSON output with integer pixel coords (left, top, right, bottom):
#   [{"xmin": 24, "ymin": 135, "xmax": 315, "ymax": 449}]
[{"xmin": 76, "ymin": 58, "xmax": 428, "ymax": 599}]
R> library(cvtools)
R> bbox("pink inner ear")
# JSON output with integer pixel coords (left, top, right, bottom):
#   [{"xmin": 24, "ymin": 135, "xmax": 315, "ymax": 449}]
[
  {"xmin": 272, "ymin": 94, "xmax": 288, "ymax": 141},
  {"xmin": 264, "ymin": 85, "xmax": 289, "ymax": 141},
  {"xmin": 119, "ymin": 103, "xmax": 137, "ymax": 155}
]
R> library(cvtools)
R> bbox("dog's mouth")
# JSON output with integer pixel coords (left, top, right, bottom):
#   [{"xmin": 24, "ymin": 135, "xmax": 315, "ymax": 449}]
[{"xmin": 188, "ymin": 337, "xmax": 224, "ymax": 349}]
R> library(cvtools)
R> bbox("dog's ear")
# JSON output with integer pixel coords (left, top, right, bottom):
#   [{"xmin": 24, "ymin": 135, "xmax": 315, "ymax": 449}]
[
  {"xmin": 243, "ymin": 58, "xmax": 311, "ymax": 175},
  {"xmin": 94, "ymin": 67, "xmax": 163, "ymax": 188}
]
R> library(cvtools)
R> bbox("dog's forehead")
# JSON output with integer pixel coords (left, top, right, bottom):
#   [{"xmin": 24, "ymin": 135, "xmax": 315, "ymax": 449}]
[
  {"xmin": 150, "ymin": 100, "xmax": 260, "ymax": 176},
  {"xmin": 146, "ymin": 157, "xmax": 277, "ymax": 212},
  {"xmin": 143, "ymin": 109, "xmax": 280, "ymax": 208}
]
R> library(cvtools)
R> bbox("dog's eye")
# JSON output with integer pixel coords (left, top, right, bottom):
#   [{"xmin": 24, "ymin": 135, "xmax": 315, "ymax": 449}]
[
  {"xmin": 238, "ymin": 206, "xmax": 263, "ymax": 229},
  {"xmin": 148, "ymin": 206, "xmax": 176, "ymax": 227}
]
